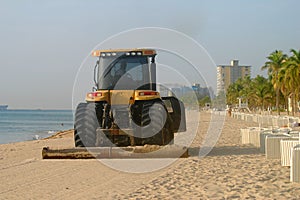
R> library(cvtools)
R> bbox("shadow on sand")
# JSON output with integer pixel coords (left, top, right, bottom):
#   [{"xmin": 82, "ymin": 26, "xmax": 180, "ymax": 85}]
[{"xmin": 188, "ymin": 146, "xmax": 261, "ymax": 157}]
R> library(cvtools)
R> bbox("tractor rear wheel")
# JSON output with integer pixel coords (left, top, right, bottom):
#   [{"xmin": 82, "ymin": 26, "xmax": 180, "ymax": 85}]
[
  {"xmin": 143, "ymin": 102, "xmax": 165, "ymax": 145},
  {"xmin": 132, "ymin": 101, "xmax": 174, "ymax": 145},
  {"xmin": 74, "ymin": 103, "xmax": 98, "ymax": 147}
]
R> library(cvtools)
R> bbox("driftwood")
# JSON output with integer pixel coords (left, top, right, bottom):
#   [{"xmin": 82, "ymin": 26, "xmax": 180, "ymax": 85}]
[{"xmin": 42, "ymin": 145, "xmax": 189, "ymax": 159}]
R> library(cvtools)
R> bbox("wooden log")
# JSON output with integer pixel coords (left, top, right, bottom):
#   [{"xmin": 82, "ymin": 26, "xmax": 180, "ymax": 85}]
[{"xmin": 42, "ymin": 145, "xmax": 189, "ymax": 159}]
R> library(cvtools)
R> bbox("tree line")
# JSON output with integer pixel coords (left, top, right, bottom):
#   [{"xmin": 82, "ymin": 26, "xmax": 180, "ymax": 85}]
[{"xmin": 226, "ymin": 49, "xmax": 300, "ymax": 115}]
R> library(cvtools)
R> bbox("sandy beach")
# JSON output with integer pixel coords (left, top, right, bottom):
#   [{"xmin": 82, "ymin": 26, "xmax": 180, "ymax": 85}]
[{"xmin": 1, "ymin": 112, "xmax": 300, "ymax": 199}]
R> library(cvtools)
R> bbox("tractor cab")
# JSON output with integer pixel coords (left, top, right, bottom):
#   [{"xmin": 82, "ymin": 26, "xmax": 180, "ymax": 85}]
[{"xmin": 92, "ymin": 49, "xmax": 157, "ymax": 91}]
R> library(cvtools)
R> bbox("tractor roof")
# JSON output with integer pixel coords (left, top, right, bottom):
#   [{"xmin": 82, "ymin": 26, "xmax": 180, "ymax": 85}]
[{"xmin": 92, "ymin": 49, "xmax": 156, "ymax": 57}]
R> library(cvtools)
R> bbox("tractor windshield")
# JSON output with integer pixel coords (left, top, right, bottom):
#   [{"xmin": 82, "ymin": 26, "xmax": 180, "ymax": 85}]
[{"xmin": 97, "ymin": 55, "xmax": 155, "ymax": 90}]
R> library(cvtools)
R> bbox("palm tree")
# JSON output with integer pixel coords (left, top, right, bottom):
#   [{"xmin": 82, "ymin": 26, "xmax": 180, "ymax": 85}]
[
  {"xmin": 226, "ymin": 77, "xmax": 248, "ymax": 106},
  {"xmin": 249, "ymin": 76, "xmax": 273, "ymax": 111},
  {"xmin": 283, "ymin": 49, "xmax": 300, "ymax": 115},
  {"xmin": 278, "ymin": 67, "xmax": 291, "ymax": 115},
  {"xmin": 240, "ymin": 76, "xmax": 252, "ymax": 106},
  {"xmin": 261, "ymin": 50, "xmax": 287, "ymax": 115}
]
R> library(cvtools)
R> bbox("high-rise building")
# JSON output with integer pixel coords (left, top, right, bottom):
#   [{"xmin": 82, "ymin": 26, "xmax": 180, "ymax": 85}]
[{"xmin": 216, "ymin": 60, "xmax": 251, "ymax": 95}]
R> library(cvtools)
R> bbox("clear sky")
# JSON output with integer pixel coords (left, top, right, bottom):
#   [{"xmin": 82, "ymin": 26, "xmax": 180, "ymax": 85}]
[{"xmin": 1, "ymin": 0, "xmax": 299, "ymax": 109}]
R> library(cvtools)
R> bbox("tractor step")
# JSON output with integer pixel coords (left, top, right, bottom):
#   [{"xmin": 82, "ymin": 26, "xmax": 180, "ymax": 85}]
[{"xmin": 42, "ymin": 145, "xmax": 189, "ymax": 159}]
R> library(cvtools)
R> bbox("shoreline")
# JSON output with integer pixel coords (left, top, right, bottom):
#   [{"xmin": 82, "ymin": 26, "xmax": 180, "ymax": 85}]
[
  {"xmin": 0, "ymin": 129, "xmax": 74, "ymax": 146},
  {"xmin": 43, "ymin": 129, "xmax": 74, "ymax": 140}
]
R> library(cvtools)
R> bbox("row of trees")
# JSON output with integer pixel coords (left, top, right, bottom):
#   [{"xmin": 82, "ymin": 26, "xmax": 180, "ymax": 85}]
[
  {"xmin": 226, "ymin": 75, "xmax": 273, "ymax": 111},
  {"xmin": 226, "ymin": 49, "xmax": 300, "ymax": 115}
]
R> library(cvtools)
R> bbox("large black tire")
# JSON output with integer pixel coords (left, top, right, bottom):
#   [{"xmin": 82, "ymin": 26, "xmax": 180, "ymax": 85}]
[
  {"xmin": 144, "ymin": 102, "xmax": 165, "ymax": 145},
  {"xmin": 132, "ymin": 101, "xmax": 174, "ymax": 145},
  {"xmin": 74, "ymin": 103, "xmax": 98, "ymax": 147}
]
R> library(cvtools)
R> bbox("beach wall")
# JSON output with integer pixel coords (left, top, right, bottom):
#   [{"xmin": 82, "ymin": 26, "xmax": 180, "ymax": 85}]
[{"xmin": 232, "ymin": 112, "xmax": 300, "ymax": 128}]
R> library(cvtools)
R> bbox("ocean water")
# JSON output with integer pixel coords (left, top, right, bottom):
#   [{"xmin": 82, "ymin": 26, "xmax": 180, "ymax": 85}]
[{"xmin": 0, "ymin": 110, "xmax": 73, "ymax": 144}]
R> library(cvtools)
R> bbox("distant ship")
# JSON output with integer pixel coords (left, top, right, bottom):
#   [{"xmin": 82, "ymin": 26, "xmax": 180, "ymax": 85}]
[{"xmin": 0, "ymin": 105, "xmax": 8, "ymax": 111}]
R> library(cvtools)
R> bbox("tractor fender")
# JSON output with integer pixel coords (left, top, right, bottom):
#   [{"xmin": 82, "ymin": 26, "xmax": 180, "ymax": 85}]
[{"xmin": 161, "ymin": 97, "xmax": 186, "ymax": 132}]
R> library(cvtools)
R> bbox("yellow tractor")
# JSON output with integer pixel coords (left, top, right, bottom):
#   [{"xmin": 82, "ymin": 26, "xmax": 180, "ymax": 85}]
[
  {"xmin": 42, "ymin": 49, "xmax": 188, "ymax": 159},
  {"xmin": 74, "ymin": 49, "xmax": 186, "ymax": 148}
]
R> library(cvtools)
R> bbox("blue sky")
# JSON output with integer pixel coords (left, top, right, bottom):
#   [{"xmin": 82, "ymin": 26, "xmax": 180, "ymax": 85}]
[{"xmin": 0, "ymin": 0, "xmax": 299, "ymax": 109}]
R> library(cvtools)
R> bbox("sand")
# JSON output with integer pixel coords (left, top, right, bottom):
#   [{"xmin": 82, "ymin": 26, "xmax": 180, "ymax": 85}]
[{"xmin": 1, "ymin": 112, "xmax": 300, "ymax": 199}]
